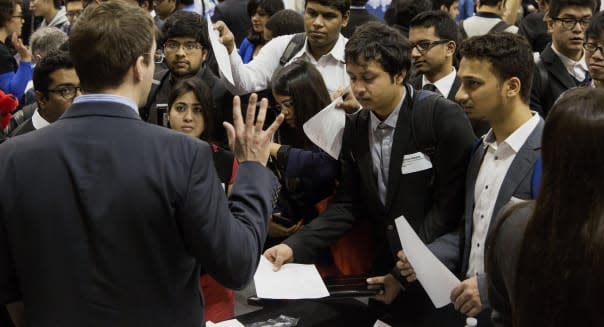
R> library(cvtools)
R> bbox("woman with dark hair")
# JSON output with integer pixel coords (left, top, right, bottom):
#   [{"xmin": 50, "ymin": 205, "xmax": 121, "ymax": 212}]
[
  {"xmin": 267, "ymin": 60, "xmax": 338, "ymax": 239},
  {"xmin": 167, "ymin": 77, "xmax": 237, "ymax": 322},
  {"xmin": 487, "ymin": 87, "xmax": 604, "ymax": 327},
  {"xmin": 238, "ymin": 0, "xmax": 284, "ymax": 63},
  {"xmin": 0, "ymin": 0, "xmax": 32, "ymax": 100}
]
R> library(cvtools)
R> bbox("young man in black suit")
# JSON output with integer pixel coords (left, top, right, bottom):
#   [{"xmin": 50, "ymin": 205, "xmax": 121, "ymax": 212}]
[
  {"xmin": 530, "ymin": 0, "xmax": 595, "ymax": 116},
  {"xmin": 0, "ymin": 1, "xmax": 283, "ymax": 326},
  {"xmin": 264, "ymin": 21, "xmax": 476, "ymax": 326},
  {"xmin": 340, "ymin": 0, "xmax": 381, "ymax": 38}
]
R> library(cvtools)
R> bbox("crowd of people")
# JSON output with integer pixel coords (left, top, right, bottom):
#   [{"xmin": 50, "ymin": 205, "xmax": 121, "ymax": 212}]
[{"xmin": 0, "ymin": 0, "xmax": 603, "ymax": 326}]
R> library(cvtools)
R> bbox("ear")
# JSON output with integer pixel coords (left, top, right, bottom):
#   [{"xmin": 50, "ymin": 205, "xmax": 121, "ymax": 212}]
[
  {"xmin": 35, "ymin": 90, "xmax": 47, "ymax": 110},
  {"xmin": 341, "ymin": 10, "xmax": 350, "ymax": 27},
  {"xmin": 445, "ymin": 40, "xmax": 457, "ymax": 57},
  {"xmin": 201, "ymin": 47, "xmax": 209, "ymax": 62},
  {"xmin": 504, "ymin": 76, "xmax": 521, "ymax": 98},
  {"xmin": 545, "ymin": 14, "xmax": 554, "ymax": 33},
  {"xmin": 132, "ymin": 54, "xmax": 147, "ymax": 83},
  {"xmin": 395, "ymin": 69, "xmax": 407, "ymax": 85}
]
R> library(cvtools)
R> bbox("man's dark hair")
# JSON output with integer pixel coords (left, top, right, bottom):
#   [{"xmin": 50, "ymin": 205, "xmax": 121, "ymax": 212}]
[
  {"xmin": 69, "ymin": 1, "xmax": 154, "ymax": 92},
  {"xmin": 0, "ymin": 0, "xmax": 16, "ymax": 28},
  {"xmin": 161, "ymin": 11, "xmax": 210, "ymax": 48},
  {"xmin": 350, "ymin": 0, "xmax": 367, "ymax": 6},
  {"xmin": 410, "ymin": 10, "xmax": 459, "ymax": 45},
  {"xmin": 246, "ymin": 0, "xmax": 284, "ymax": 44},
  {"xmin": 177, "ymin": 0, "xmax": 194, "ymax": 6},
  {"xmin": 52, "ymin": 0, "xmax": 61, "ymax": 9},
  {"xmin": 345, "ymin": 21, "xmax": 411, "ymax": 78},
  {"xmin": 479, "ymin": 0, "xmax": 503, "ymax": 7},
  {"xmin": 168, "ymin": 77, "xmax": 215, "ymax": 142},
  {"xmin": 33, "ymin": 50, "xmax": 74, "ymax": 97},
  {"xmin": 265, "ymin": 9, "xmax": 304, "ymax": 38},
  {"xmin": 305, "ymin": 0, "xmax": 350, "ymax": 16},
  {"xmin": 586, "ymin": 10, "xmax": 604, "ymax": 40},
  {"xmin": 432, "ymin": 0, "xmax": 456, "ymax": 10},
  {"xmin": 384, "ymin": 0, "xmax": 432, "ymax": 33},
  {"xmin": 459, "ymin": 33, "xmax": 534, "ymax": 102},
  {"xmin": 548, "ymin": 0, "xmax": 595, "ymax": 19}
]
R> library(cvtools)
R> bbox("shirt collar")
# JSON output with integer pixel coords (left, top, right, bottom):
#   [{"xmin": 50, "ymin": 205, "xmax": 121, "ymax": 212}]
[
  {"xmin": 31, "ymin": 109, "xmax": 50, "ymax": 130},
  {"xmin": 551, "ymin": 44, "xmax": 588, "ymax": 75},
  {"xmin": 422, "ymin": 67, "xmax": 457, "ymax": 96},
  {"xmin": 73, "ymin": 94, "xmax": 139, "ymax": 114},
  {"xmin": 370, "ymin": 90, "xmax": 406, "ymax": 132},
  {"xmin": 293, "ymin": 33, "xmax": 347, "ymax": 63},
  {"xmin": 482, "ymin": 111, "xmax": 540, "ymax": 152}
]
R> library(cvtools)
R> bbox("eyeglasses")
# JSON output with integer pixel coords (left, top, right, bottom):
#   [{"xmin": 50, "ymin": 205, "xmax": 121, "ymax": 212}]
[
  {"xmin": 66, "ymin": 9, "xmax": 82, "ymax": 19},
  {"xmin": 551, "ymin": 17, "xmax": 591, "ymax": 30},
  {"xmin": 410, "ymin": 39, "xmax": 450, "ymax": 54},
  {"xmin": 273, "ymin": 100, "xmax": 294, "ymax": 112},
  {"xmin": 45, "ymin": 86, "xmax": 81, "ymax": 99},
  {"xmin": 584, "ymin": 42, "xmax": 604, "ymax": 55},
  {"xmin": 163, "ymin": 40, "xmax": 203, "ymax": 54}
]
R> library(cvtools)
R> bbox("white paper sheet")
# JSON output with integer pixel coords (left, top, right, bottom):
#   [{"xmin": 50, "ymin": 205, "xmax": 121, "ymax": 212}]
[
  {"xmin": 302, "ymin": 98, "xmax": 346, "ymax": 159},
  {"xmin": 253, "ymin": 256, "xmax": 329, "ymax": 299},
  {"xmin": 206, "ymin": 319, "xmax": 245, "ymax": 327},
  {"xmin": 207, "ymin": 16, "xmax": 234, "ymax": 85},
  {"xmin": 395, "ymin": 216, "xmax": 460, "ymax": 308}
]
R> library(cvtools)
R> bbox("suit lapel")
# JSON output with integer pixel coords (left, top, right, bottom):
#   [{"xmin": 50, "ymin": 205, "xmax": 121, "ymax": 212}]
[
  {"xmin": 488, "ymin": 119, "xmax": 544, "ymax": 232},
  {"xmin": 353, "ymin": 110, "xmax": 385, "ymax": 212},
  {"xmin": 385, "ymin": 93, "xmax": 413, "ymax": 211},
  {"xmin": 448, "ymin": 76, "xmax": 461, "ymax": 101},
  {"xmin": 542, "ymin": 46, "xmax": 578, "ymax": 90}
]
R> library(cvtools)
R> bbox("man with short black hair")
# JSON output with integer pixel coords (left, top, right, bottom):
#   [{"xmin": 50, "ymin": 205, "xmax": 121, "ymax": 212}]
[
  {"xmin": 64, "ymin": 0, "xmax": 83, "ymax": 30},
  {"xmin": 264, "ymin": 21, "xmax": 476, "ymax": 326},
  {"xmin": 433, "ymin": 0, "xmax": 459, "ymax": 19},
  {"xmin": 142, "ymin": 10, "xmax": 232, "ymax": 145},
  {"xmin": 584, "ymin": 10, "xmax": 604, "ymax": 87},
  {"xmin": 459, "ymin": 0, "xmax": 518, "ymax": 38},
  {"xmin": 530, "ymin": 0, "xmax": 595, "ymax": 116},
  {"xmin": 10, "ymin": 50, "xmax": 79, "ymax": 136},
  {"xmin": 0, "ymin": 1, "xmax": 282, "ymax": 326},
  {"xmin": 340, "ymin": 0, "xmax": 380, "ymax": 38}
]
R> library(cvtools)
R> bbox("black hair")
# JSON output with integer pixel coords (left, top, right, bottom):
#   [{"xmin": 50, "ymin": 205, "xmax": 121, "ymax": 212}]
[
  {"xmin": 548, "ymin": 0, "xmax": 595, "ymax": 18},
  {"xmin": 350, "ymin": 0, "xmax": 367, "ymax": 6},
  {"xmin": 265, "ymin": 9, "xmax": 304, "ymax": 38},
  {"xmin": 345, "ymin": 21, "xmax": 411, "ymax": 78},
  {"xmin": 246, "ymin": 0, "xmax": 284, "ymax": 45},
  {"xmin": 304, "ymin": 0, "xmax": 350, "ymax": 16},
  {"xmin": 0, "ymin": 0, "xmax": 15, "ymax": 28},
  {"xmin": 161, "ymin": 11, "xmax": 210, "ymax": 48},
  {"xmin": 432, "ymin": 0, "xmax": 457, "ymax": 10},
  {"xmin": 410, "ymin": 10, "xmax": 459, "ymax": 45},
  {"xmin": 586, "ymin": 10, "xmax": 604, "ymax": 40},
  {"xmin": 52, "ymin": 0, "xmax": 61, "ymax": 9},
  {"xmin": 384, "ymin": 0, "xmax": 432, "ymax": 32},
  {"xmin": 168, "ymin": 77, "xmax": 215, "ymax": 142},
  {"xmin": 459, "ymin": 33, "xmax": 534, "ymax": 102},
  {"xmin": 33, "ymin": 50, "xmax": 74, "ymax": 97},
  {"xmin": 271, "ymin": 60, "xmax": 331, "ymax": 149},
  {"xmin": 479, "ymin": 0, "xmax": 503, "ymax": 6}
]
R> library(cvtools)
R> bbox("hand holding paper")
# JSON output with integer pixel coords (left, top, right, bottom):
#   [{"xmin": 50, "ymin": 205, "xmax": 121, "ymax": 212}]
[
  {"xmin": 395, "ymin": 216, "xmax": 460, "ymax": 308},
  {"xmin": 208, "ymin": 18, "xmax": 234, "ymax": 85},
  {"xmin": 253, "ymin": 256, "xmax": 329, "ymax": 299}
]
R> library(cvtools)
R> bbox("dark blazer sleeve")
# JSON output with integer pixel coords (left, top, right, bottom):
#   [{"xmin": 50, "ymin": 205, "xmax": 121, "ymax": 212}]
[
  {"xmin": 417, "ymin": 99, "xmax": 476, "ymax": 243},
  {"xmin": 176, "ymin": 144, "xmax": 277, "ymax": 290},
  {"xmin": 282, "ymin": 117, "xmax": 362, "ymax": 264},
  {"xmin": 428, "ymin": 226, "xmax": 463, "ymax": 273},
  {"xmin": 487, "ymin": 202, "xmax": 533, "ymax": 327},
  {"xmin": 0, "ymin": 143, "xmax": 20, "ymax": 305}
]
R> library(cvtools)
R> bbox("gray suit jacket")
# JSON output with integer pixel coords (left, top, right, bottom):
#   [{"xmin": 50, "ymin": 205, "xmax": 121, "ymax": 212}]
[{"xmin": 429, "ymin": 118, "xmax": 544, "ymax": 312}]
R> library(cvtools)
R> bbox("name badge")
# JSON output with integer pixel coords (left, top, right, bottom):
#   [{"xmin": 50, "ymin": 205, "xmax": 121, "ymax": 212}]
[{"xmin": 401, "ymin": 152, "xmax": 433, "ymax": 174}]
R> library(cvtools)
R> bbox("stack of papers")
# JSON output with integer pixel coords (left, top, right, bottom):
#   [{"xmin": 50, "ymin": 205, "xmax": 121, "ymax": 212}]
[{"xmin": 253, "ymin": 256, "xmax": 329, "ymax": 299}]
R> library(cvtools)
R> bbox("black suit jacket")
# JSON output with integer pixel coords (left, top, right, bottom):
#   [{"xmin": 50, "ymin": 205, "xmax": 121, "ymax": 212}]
[
  {"xmin": 0, "ymin": 101, "xmax": 277, "ymax": 326},
  {"xmin": 8, "ymin": 116, "xmax": 35, "ymax": 137},
  {"xmin": 284, "ymin": 86, "xmax": 476, "ymax": 275},
  {"xmin": 531, "ymin": 43, "xmax": 580, "ymax": 116},
  {"xmin": 341, "ymin": 8, "xmax": 382, "ymax": 38}
]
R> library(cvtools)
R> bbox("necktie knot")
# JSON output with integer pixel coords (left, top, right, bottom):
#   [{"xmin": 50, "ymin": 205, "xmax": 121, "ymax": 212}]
[{"xmin": 423, "ymin": 83, "xmax": 438, "ymax": 93}]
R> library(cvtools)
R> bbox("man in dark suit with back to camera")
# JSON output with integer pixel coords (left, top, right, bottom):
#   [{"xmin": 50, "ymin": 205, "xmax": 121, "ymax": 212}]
[
  {"xmin": 264, "ymin": 21, "xmax": 476, "ymax": 326},
  {"xmin": 0, "ymin": 1, "xmax": 283, "ymax": 326}
]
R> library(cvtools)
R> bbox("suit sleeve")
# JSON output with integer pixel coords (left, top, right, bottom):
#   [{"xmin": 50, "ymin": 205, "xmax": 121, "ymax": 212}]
[
  {"xmin": 417, "ymin": 100, "xmax": 475, "ymax": 243},
  {"xmin": 282, "ymin": 118, "xmax": 362, "ymax": 264},
  {"xmin": 427, "ymin": 226, "xmax": 463, "ymax": 273},
  {"xmin": 176, "ymin": 144, "xmax": 278, "ymax": 290}
]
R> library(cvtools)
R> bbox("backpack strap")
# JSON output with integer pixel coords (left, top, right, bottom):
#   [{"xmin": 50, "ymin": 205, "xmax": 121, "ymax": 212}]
[
  {"xmin": 279, "ymin": 33, "xmax": 306, "ymax": 67},
  {"xmin": 489, "ymin": 20, "xmax": 511, "ymax": 33},
  {"xmin": 531, "ymin": 156, "xmax": 542, "ymax": 198},
  {"xmin": 140, "ymin": 68, "xmax": 170, "ymax": 121}
]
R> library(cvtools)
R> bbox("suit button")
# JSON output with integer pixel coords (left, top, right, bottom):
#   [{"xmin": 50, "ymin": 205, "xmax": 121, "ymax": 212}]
[{"xmin": 387, "ymin": 225, "xmax": 394, "ymax": 231}]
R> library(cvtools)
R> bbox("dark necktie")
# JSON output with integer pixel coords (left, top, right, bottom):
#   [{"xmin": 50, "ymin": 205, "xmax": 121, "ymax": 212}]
[{"xmin": 423, "ymin": 83, "xmax": 438, "ymax": 93}]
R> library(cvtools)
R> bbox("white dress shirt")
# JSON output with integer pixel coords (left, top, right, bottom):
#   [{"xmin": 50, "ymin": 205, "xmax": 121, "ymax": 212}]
[
  {"xmin": 31, "ymin": 109, "xmax": 50, "ymax": 130},
  {"xmin": 551, "ymin": 44, "xmax": 589, "ymax": 81},
  {"xmin": 421, "ymin": 67, "xmax": 457, "ymax": 98},
  {"xmin": 225, "ymin": 33, "xmax": 350, "ymax": 96},
  {"xmin": 466, "ymin": 112, "xmax": 540, "ymax": 277}
]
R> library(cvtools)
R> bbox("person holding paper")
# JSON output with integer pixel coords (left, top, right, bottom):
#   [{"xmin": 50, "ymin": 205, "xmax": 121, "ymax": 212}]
[
  {"xmin": 267, "ymin": 60, "xmax": 338, "ymax": 240},
  {"xmin": 264, "ymin": 21, "xmax": 476, "ymax": 326},
  {"xmin": 398, "ymin": 33, "xmax": 543, "ymax": 326}
]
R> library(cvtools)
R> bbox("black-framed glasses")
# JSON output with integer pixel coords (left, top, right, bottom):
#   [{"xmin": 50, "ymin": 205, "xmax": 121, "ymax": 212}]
[
  {"xmin": 163, "ymin": 40, "xmax": 203, "ymax": 54},
  {"xmin": 45, "ymin": 86, "xmax": 81, "ymax": 99},
  {"xmin": 273, "ymin": 100, "xmax": 294, "ymax": 112},
  {"xmin": 584, "ymin": 42, "xmax": 604, "ymax": 55},
  {"xmin": 410, "ymin": 39, "xmax": 450, "ymax": 53},
  {"xmin": 551, "ymin": 17, "xmax": 591, "ymax": 30}
]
